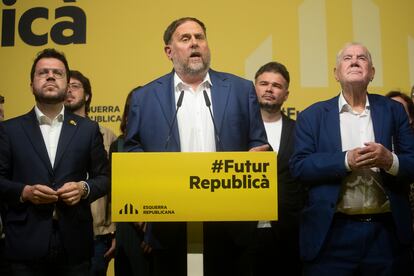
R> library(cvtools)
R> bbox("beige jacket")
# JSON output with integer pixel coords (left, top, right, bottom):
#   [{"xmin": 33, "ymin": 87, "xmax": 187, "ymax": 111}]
[{"xmin": 91, "ymin": 126, "xmax": 117, "ymax": 236}]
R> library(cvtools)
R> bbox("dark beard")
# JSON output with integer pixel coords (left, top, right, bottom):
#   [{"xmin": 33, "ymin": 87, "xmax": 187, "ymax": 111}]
[
  {"xmin": 259, "ymin": 102, "xmax": 281, "ymax": 113},
  {"xmin": 34, "ymin": 90, "xmax": 66, "ymax": 105},
  {"xmin": 64, "ymin": 99, "xmax": 86, "ymax": 113}
]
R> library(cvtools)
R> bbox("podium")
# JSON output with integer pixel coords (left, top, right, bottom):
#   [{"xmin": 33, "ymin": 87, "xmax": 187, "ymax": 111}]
[{"xmin": 112, "ymin": 152, "xmax": 277, "ymax": 275}]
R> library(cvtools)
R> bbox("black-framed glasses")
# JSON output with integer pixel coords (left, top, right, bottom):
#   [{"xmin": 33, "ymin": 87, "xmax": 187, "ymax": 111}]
[{"xmin": 35, "ymin": 68, "xmax": 66, "ymax": 79}]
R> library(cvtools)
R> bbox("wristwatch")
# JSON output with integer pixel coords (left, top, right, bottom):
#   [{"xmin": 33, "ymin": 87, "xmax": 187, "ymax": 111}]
[{"xmin": 81, "ymin": 181, "xmax": 90, "ymax": 199}]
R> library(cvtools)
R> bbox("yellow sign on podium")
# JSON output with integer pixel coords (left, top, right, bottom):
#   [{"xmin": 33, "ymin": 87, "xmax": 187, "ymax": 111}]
[{"xmin": 112, "ymin": 152, "xmax": 277, "ymax": 222}]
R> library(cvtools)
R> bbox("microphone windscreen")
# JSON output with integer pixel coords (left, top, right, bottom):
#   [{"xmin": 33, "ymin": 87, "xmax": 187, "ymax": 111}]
[
  {"xmin": 203, "ymin": 90, "xmax": 211, "ymax": 107},
  {"xmin": 177, "ymin": 90, "xmax": 185, "ymax": 107}
]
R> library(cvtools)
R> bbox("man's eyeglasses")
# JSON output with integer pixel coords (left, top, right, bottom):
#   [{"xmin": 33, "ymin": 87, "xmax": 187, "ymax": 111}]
[
  {"xmin": 35, "ymin": 68, "xmax": 66, "ymax": 79},
  {"xmin": 68, "ymin": 83, "xmax": 83, "ymax": 90}
]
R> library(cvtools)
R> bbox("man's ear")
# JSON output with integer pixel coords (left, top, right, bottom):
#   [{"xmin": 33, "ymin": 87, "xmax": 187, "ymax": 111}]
[
  {"xmin": 164, "ymin": 45, "xmax": 172, "ymax": 60},
  {"xmin": 333, "ymin": 67, "xmax": 339, "ymax": 81},
  {"xmin": 284, "ymin": 90, "xmax": 290, "ymax": 102},
  {"xmin": 370, "ymin": 66, "xmax": 375, "ymax": 81}
]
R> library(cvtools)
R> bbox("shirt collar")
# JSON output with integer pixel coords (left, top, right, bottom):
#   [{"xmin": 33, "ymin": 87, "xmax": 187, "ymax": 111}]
[
  {"xmin": 173, "ymin": 72, "xmax": 212, "ymax": 94},
  {"xmin": 35, "ymin": 105, "xmax": 65, "ymax": 125},
  {"xmin": 338, "ymin": 91, "xmax": 370, "ymax": 114}
]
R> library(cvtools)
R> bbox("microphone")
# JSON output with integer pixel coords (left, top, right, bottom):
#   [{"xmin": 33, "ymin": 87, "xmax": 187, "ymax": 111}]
[
  {"xmin": 203, "ymin": 90, "xmax": 223, "ymax": 151},
  {"xmin": 165, "ymin": 90, "xmax": 184, "ymax": 149}
]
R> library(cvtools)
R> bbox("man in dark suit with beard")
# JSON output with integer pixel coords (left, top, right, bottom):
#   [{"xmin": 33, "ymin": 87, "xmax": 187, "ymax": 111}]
[
  {"xmin": 0, "ymin": 48, "xmax": 109, "ymax": 275},
  {"xmin": 253, "ymin": 61, "xmax": 304, "ymax": 275}
]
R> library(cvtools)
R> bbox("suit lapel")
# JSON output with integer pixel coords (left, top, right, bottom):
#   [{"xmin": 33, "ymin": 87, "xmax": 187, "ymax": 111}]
[
  {"xmin": 154, "ymin": 72, "xmax": 180, "ymax": 150},
  {"xmin": 21, "ymin": 109, "xmax": 53, "ymax": 173},
  {"xmin": 278, "ymin": 114, "xmax": 293, "ymax": 159},
  {"xmin": 368, "ymin": 94, "xmax": 384, "ymax": 144},
  {"xmin": 324, "ymin": 97, "xmax": 342, "ymax": 151},
  {"xmin": 210, "ymin": 70, "xmax": 230, "ymax": 135},
  {"xmin": 54, "ymin": 110, "xmax": 79, "ymax": 169}
]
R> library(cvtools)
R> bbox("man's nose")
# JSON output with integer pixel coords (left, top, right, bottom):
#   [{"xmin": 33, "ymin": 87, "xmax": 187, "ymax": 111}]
[
  {"xmin": 350, "ymin": 56, "xmax": 359, "ymax": 64},
  {"xmin": 190, "ymin": 37, "xmax": 198, "ymax": 47},
  {"xmin": 46, "ymin": 70, "xmax": 56, "ymax": 81},
  {"xmin": 265, "ymin": 84, "xmax": 273, "ymax": 92},
  {"xmin": 46, "ymin": 69, "xmax": 56, "ymax": 77}
]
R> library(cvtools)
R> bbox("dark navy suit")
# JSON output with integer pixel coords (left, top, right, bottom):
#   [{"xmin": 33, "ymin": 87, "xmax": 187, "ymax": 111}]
[
  {"xmin": 0, "ymin": 109, "xmax": 109, "ymax": 264},
  {"xmin": 125, "ymin": 69, "xmax": 268, "ymax": 276},
  {"xmin": 290, "ymin": 94, "xmax": 414, "ymax": 274}
]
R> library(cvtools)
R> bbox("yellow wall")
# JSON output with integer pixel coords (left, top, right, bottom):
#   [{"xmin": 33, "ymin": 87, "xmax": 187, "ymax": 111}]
[
  {"xmin": 1, "ymin": 1, "xmax": 414, "ymax": 275},
  {"xmin": 1, "ymin": 0, "xmax": 413, "ymax": 136}
]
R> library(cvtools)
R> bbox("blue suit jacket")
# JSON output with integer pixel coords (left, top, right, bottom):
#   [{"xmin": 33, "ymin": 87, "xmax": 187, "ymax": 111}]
[
  {"xmin": 290, "ymin": 94, "xmax": 414, "ymax": 261},
  {"xmin": 0, "ymin": 109, "xmax": 110, "ymax": 263},
  {"xmin": 124, "ymin": 69, "xmax": 268, "ymax": 249},
  {"xmin": 125, "ymin": 69, "xmax": 267, "ymax": 152}
]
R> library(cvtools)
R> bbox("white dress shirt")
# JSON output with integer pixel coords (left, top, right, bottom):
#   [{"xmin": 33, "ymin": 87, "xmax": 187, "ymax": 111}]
[
  {"xmin": 34, "ymin": 105, "xmax": 64, "ymax": 167},
  {"xmin": 174, "ymin": 73, "xmax": 216, "ymax": 152},
  {"xmin": 337, "ymin": 93, "xmax": 396, "ymax": 214}
]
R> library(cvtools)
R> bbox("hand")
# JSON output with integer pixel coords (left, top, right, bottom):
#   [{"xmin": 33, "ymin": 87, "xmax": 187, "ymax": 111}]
[
  {"xmin": 21, "ymin": 184, "xmax": 58, "ymax": 204},
  {"xmin": 141, "ymin": 240, "xmax": 152, "ymax": 254},
  {"xmin": 133, "ymin": 222, "xmax": 152, "ymax": 253},
  {"xmin": 133, "ymin": 222, "xmax": 147, "ymax": 232},
  {"xmin": 56, "ymin": 181, "xmax": 84, "ymax": 205},
  {"xmin": 103, "ymin": 238, "xmax": 116, "ymax": 260},
  {"xmin": 347, "ymin": 142, "xmax": 393, "ymax": 171},
  {"xmin": 357, "ymin": 142, "xmax": 393, "ymax": 170},
  {"xmin": 249, "ymin": 144, "xmax": 270, "ymax": 152}
]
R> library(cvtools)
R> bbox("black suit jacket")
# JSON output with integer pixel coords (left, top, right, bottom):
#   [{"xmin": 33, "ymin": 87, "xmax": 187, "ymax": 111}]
[
  {"xmin": 235, "ymin": 114, "xmax": 304, "ymax": 245},
  {"xmin": 273, "ymin": 113, "xmax": 304, "ymax": 227},
  {"xmin": 0, "ymin": 108, "xmax": 109, "ymax": 263}
]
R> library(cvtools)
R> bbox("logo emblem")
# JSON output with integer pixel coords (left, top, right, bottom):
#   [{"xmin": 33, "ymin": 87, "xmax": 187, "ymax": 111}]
[{"xmin": 119, "ymin": 203, "xmax": 138, "ymax": 215}]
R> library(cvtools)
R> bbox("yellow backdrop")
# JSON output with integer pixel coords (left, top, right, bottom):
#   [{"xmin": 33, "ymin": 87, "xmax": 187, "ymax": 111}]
[
  {"xmin": 1, "ymin": 1, "xmax": 414, "ymax": 275},
  {"xmin": 1, "ymin": 0, "xmax": 414, "ymax": 136}
]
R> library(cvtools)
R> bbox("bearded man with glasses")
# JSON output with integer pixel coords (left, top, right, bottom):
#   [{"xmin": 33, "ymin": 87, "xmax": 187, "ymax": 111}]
[{"xmin": 65, "ymin": 70, "xmax": 117, "ymax": 276}]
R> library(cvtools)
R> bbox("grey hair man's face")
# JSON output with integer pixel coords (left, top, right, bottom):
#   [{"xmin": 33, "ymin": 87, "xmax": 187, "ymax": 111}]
[{"xmin": 164, "ymin": 20, "xmax": 211, "ymax": 78}]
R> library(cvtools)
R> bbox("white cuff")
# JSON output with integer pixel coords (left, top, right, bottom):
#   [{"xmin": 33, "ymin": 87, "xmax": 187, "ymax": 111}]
[
  {"xmin": 344, "ymin": 151, "xmax": 351, "ymax": 171},
  {"xmin": 385, "ymin": 153, "xmax": 399, "ymax": 176}
]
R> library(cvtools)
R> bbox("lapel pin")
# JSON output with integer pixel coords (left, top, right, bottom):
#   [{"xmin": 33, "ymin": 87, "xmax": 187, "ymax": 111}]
[{"xmin": 69, "ymin": 120, "xmax": 77, "ymax": 126}]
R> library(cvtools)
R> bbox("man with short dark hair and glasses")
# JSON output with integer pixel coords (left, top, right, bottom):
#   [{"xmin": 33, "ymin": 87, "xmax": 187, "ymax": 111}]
[
  {"xmin": 0, "ymin": 48, "xmax": 109, "ymax": 275},
  {"xmin": 65, "ymin": 70, "xmax": 117, "ymax": 276}
]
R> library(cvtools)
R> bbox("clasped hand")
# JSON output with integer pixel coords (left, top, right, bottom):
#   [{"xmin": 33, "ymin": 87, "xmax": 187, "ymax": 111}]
[
  {"xmin": 347, "ymin": 142, "xmax": 393, "ymax": 171},
  {"xmin": 21, "ymin": 181, "xmax": 84, "ymax": 206}
]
